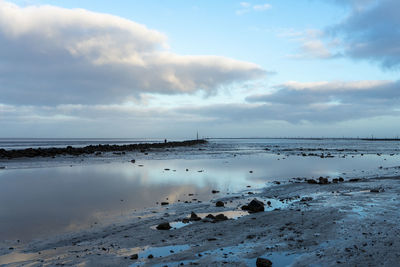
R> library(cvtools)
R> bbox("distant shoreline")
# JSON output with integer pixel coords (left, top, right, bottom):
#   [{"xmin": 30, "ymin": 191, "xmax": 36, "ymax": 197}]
[{"xmin": 0, "ymin": 139, "xmax": 207, "ymax": 159}]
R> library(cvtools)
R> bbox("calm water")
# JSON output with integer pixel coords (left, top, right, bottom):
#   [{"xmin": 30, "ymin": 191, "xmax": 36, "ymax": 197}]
[{"xmin": 1, "ymin": 138, "xmax": 400, "ymax": 241}]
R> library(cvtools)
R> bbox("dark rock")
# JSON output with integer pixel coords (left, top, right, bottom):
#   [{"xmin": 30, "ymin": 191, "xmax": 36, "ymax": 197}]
[
  {"xmin": 156, "ymin": 222, "xmax": 171, "ymax": 230},
  {"xmin": 370, "ymin": 187, "xmax": 385, "ymax": 193},
  {"xmin": 130, "ymin": 159, "xmax": 136, "ymax": 163},
  {"xmin": 332, "ymin": 178, "xmax": 339, "ymax": 183},
  {"xmin": 205, "ymin": 214, "xmax": 215, "ymax": 219},
  {"xmin": 300, "ymin": 197, "xmax": 313, "ymax": 202},
  {"xmin": 307, "ymin": 179, "xmax": 318, "ymax": 184},
  {"xmin": 339, "ymin": 177, "xmax": 344, "ymax": 182},
  {"xmin": 256, "ymin": 257, "xmax": 272, "ymax": 267},
  {"xmin": 148, "ymin": 254, "xmax": 154, "ymax": 259},
  {"xmin": 211, "ymin": 190, "xmax": 220, "ymax": 194},
  {"xmin": 214, "ymin": 214, "xmax": 228, "ymax": 221},
  {"xmin": 349, "ymin": 178, "xmax": 361, "ymax": 182},
  {"xmin": 242, "ymin": 199, "xmax": 264, "ymax": 213},
  {"xmin": 215, "ymin": 201, "xmax": 224, "ymax": 207},
  {"xmin": 318, "ymin": 177, "xmax": 329, "ymax": 184},
  {"xmin": 161, "ymin": 202, "xmax": 169, "ymax": 206},
  {"xmin": 130, "ymin": 254, "xmax": 138, "ymax": 260},
  {"xmin": 190, "ymin": 212, "xmax": 201, "ymax": 221}
]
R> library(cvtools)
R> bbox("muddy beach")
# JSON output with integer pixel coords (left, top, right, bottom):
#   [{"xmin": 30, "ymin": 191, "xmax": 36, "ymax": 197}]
[
  {"xmin": 1, "ymin": 138, "xmax": 400, "ymax": 266},
  {"xmin": 1, "ymin": 175, "xmax": 400, "ymax": 266}
]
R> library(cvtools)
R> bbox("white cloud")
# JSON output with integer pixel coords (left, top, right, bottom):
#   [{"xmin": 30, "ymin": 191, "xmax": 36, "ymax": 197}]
[
  {"xmin": 283, "ymin": 29, "xmax": 339, "ymax": 59},
  {"xmin": 0, "ymin": 1, "xmax": 266, "ymax": 105},
  {"xmin": 236, "ymin": 2, "xmax": 271, "ymax": 15},
  {"xmin": 253, "ymin": 3, "xmax": 271, "ymax": 11}
]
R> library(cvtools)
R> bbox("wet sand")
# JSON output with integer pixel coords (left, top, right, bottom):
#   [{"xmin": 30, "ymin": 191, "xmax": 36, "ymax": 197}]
[{"xmin": 1, "ymin": 176, "xmax": 400, "ymax": 266}]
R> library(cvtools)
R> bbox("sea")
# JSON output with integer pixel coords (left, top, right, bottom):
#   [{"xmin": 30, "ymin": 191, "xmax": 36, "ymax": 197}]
[{"xmin": 1, "ymin": 138, "xmax": 400, "ymax": 242}]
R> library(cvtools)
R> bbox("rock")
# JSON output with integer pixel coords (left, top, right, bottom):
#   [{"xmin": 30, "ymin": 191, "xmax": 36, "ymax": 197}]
[
  {"xmin": 214, "ymin": 214, "xmax": 228, "ymax": 221},
  {"xmin": 242, "ymin": 199, "xmax": 264, "ymax": 213},
  {"xmin": 130, "ymin": 254, "xmax": 138, "ymax": 260},
  {"xmin": 205, "ymin": 214, "xmax": 215, "ymax": 219},
  {"xmin": 161, "ymin": 202, "xmax": 169, "ymax": 206},
  {"xmin": 370, "ymin": 187, "xmax": 385, "ymax": 193},
  {"xmin": 190, "ymin": 212, "xmax": 201, "ymax": 221},
  {"xmin": 211, "ymin": 190, "xmax": 220, "ymax": 194},
  {"xmin": 332, "ymin": 178, "xmax": 339, "ymax": 183},
  {"xmin": 156, "ymin": 222, "xmax": 171, "ymax": 230},
  {"xmin": 256, "ymin": 257, "xmax": 272, "ymax": 267},
  {"xmin": 215, "ymin": 201, "xmax": 224, "ymax": 207},
  {"xmin": 301, "ymin": 197, "xmax": 313, "ymax": 202},
  {"xmin": 130, "ymin": 159, "xmax": 136, "ymax": 163},
  {"xmin": 339, "ymin": 177, "xmax": 344, "ymax": 182},
  {"xmin": 307, "ymin": 179, "xmax": 318, "ymax": 184},
  {"xmin": 318, "ymin": 177, "xmax": 329, "ymax": 184},
  {"xmin": 349, "ymin": 178, "xmax": 361, "ymax": 182},
  {"xmin": 147, "ymin": 254, "xmax": 154, "ymax": 259}
]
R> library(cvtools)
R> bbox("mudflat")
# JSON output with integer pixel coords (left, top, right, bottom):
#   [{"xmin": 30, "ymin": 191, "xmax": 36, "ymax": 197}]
[{"xmin": 1, "ymin": 175, "xmax": 399, "ymax": 266}]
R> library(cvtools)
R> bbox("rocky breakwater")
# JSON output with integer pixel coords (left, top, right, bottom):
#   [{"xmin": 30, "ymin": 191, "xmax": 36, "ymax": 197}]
[{"xmin": 0, "ymin": 139, "xmax": 207, "ymax": 159}]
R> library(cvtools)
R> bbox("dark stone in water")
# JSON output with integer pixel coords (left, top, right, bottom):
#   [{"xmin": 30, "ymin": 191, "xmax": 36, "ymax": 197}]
[
  {"xmin": 256, "ymin": 257, "xmax": 272, "ymax": 267},
  {"xmin": 130, "ymin": 159, "xmax": 136, "ymax": 163},
  {"xmin": 301, "ymin": 197, "xmax": 313, "ymax": 202},
  {"xmin": 130, "ymin": 254, "xmax": 138, "ymax": 260},
  {"xmin": 216, "ymin": 201, "xmax": 224, "ymax": 207},
  {"xmin": 161, "ymin": 202, "xmax": 169, "ymax": 206},
  {"xmin": 211, "ymin": 190, "xmax": 220, "ymax": 194},
  {"xmin": 307, "ymin": 179, "xmax": 318, "ymax": 184},
  {"xmin": 318, "ymin": 177, "xmax": 329, "ymax": 184},
  {"xmin": 156, "ymin": 222, "xmax": 171, "ymax": 230},
  {"xmin": 214, "ymin": 214, "xmax": 228, "ymax": 221},
  {"xmin": 242, "ymin": 199, "xmax": 264, "ymax": 213},
  {"xmin": 370, "ymin": 187, "xmax": 385, "ymax": 193},
  {"xmin": 147, "ymin": 254, "xmax": 154, "ymax": 259},
  {"xmin": 190, "ymin": 212, "xmax": 201, "ymax": 221},
  {"xmin": 206, "ymin": 214, "xmax": 215, "ymax": 219}
]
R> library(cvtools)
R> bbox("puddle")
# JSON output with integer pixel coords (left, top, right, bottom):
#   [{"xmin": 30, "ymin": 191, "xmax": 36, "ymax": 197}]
[
  {"xmin": 0, "ymin": 252, "xmax": 38, "ymax": 265},
  {"xmin": 125, "ymin": 244, "xmax": 191, "ymax": 266}
]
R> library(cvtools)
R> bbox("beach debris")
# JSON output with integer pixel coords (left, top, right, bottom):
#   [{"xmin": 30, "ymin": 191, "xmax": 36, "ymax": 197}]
[
  {"xmin": 370, "ymin": 187, "xmax": 385, "ymax": 193},
  {"xmin": 256, "ymin": 257, "xmax": 272, "ymax": 267},
  {"xmin": 215, "ymin": 201, "xmax": 224, "ymax": 207},
  {"xmin": 241, "ymin": 198, "xmax": 265, "ymax": 213},
  {"xmin": 190, "ymin": 212, "xmax": 201, "ymax": 221},
  {"xmin": 156, "ymin": 222, "xmax": 171, "ymax": 230},
  {"xmin": 211, "ymin": 190, "xmax": 220, "ymax": 194}
]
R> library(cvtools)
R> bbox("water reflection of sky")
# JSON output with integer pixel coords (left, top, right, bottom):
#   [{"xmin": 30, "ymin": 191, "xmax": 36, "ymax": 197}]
[{"xmin": 1, "ymin": 152, "xmax": 400, "ymax": 241}]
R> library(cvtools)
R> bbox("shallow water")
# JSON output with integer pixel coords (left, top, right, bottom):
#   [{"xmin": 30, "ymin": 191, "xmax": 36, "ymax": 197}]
[{"xmin": 1, "ymin": 139, "xmax": 400, "ymax": 242}]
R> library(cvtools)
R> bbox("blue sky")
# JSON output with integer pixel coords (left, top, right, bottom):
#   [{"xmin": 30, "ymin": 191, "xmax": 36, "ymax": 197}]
[{"xmin": 1, "ymin": 0, "xmax": 399, "ymax": 138}]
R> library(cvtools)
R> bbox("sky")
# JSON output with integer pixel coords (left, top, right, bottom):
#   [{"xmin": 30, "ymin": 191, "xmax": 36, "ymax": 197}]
[{"xmin": 0, "ymin": 0, "xmax": 399, "ymax": 138}]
